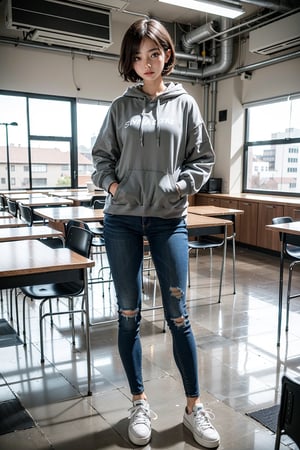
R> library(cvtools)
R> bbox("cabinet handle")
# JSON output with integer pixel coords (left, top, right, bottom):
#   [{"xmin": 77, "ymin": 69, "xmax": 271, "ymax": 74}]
[{"xmin": 266, "ymin": 205, "xmax": 274, "ymax": 209}]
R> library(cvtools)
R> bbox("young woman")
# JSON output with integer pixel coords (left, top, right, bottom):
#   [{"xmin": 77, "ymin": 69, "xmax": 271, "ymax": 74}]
[{"xmin": 92, "ymin": 18, "xmax": 220, "ymax": 448}]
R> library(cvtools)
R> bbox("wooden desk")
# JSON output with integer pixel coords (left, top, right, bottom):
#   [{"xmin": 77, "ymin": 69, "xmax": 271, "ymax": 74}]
[
  {"xmin": 0, "ymin": 225, "xmax": 63, "ymax": 242},
  {"xmin": 47, "ymin": 189, "xmax": 85, "ymax": 197},
  {"xmin": 34, "ymin": 206, "xmax": 104, "ymax": 225},
  {"xmin": 20, "ymin": 197, "xmax": 73, "ymax": 207},
  {"xmin": 266, "ymin": 221, "xmax": 300, "ymax": 346},
  {"xmin": 67, "ymin": 192, "xmax": 106, "ymax": 206},
  {"xmin": 187, "ymin": 213, "xmax": 232, "ymax": 229},
  {"xmin": 188, "ymin": 205, "xmax": 244, "ymax": 217},
  {"xmin": 0, "ymin": 240, "xmax": 94, "ymax": 395},
  {"xmin": 5, "ymin": 193, "xmax": 48, "ymax": 201},
  {"xmin": 0, "ymin": 217, "xmax": 27, "ymax": 228}
]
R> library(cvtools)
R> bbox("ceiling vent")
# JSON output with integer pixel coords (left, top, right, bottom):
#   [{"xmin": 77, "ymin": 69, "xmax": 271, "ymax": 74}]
[
  {"xmin": 66, "ymin": 0, "xmax": 127, "ymax": 8},
  {"xmin": 249, "ymin": 12, "xmax": 300, "ymax": 55},
  {"xmin": 5, "ymin": 0, "xmax": 112, "ymax": 51}
]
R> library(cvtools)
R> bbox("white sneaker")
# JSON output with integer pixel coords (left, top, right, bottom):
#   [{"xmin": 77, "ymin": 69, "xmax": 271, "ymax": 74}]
[
  {"xmin": 183, "ymin": 403, "xmax": 220, "ymax": 448},
  {"xmin": 128, "ymin": 399, "xmax": 151, "ymax": 446}
]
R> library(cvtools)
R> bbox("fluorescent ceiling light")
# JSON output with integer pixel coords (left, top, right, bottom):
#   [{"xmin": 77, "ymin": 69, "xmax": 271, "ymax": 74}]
[{"xmin": 159, "ymin": 0, "xmax": 245, "ymax": 19}]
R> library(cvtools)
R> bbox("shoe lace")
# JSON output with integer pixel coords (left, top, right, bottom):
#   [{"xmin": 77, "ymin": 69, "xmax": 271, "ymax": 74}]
[
  {"xmin": 194, "ymin": 408, "xmax": 216, "ymax": 430},
  {"xmin": 128, "ymin": 404, "xmax": 158, "ymax": 424}
]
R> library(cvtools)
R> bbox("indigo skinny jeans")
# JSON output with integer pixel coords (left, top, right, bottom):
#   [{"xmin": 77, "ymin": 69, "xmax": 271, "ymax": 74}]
[{"xmin": 103, "ymin": 214, "xmax": 200, "ymax": 398}]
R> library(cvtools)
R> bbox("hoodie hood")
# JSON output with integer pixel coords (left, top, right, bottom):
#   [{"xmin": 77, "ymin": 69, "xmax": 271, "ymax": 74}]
[{"xmin": 123, "ymin": 82, "xmax": 187, "ymax": 147}]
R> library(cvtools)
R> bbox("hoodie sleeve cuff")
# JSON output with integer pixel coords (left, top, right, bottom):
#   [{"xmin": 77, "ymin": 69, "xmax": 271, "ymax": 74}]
[{"xmin": 176, "ymin": 180, "xmax": 188, "ymax": 197}]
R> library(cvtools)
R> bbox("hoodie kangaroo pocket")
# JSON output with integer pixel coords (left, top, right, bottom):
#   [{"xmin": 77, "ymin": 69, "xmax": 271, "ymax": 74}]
[{"xmin": 112, "ymin": 169, "xmax": 180, "ymax": 209}]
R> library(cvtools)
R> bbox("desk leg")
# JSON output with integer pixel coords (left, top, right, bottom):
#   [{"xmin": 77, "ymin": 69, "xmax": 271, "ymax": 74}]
[
  {"xmin": 218, "ymin": 226, "xmax": 227, "ymax": 303},
  {"xmin": 277, "ymin": 240, "xmax": 284, "ymax": 347},
  {"xmin": 84, "ymin": 268, "xmax": 92, "ymax": 395},
  {"xmin": 232, "ymin": 232, "xmax": 236, "ymax": 295}
]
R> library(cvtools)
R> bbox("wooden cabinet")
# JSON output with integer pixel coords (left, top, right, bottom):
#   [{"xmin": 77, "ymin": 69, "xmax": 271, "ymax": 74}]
[
  {"xmin": 237, "ymin": 200, "xmax": 258, "ymax": 246},
  {"xmin": 195, "ymin": 195, "xmax": 220, "ymax": 206},
  {"xmin": 284, "ymin": 205, "xmax": 300, "ymax": 220},
  {"xmin": 195, "ymin": 193, "xmax": 300, "ymax": 252},
  {"xmin": 256, "ymin": 203, "xmax": 284, "ymax": 251}
]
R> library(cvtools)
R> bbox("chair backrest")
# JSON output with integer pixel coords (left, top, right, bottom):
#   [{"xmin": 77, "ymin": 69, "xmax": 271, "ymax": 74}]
[
  {"xmin": 64, "ymin": 219, "xmax": 90, "ymax": 238},
  {"xmin": 0, "ymin": 195, "xmax": 6, "ymax": 211},
  {"xmin": 93, "ymin": 199, "xmax": 105, "ymax": 209},
  {"xmin": 65, "ymin": 225, "xmax": 93, "ymax": 258},
  {"xmin": 19, "ymin": 203, "xmax": 33, "ymax": 226},
  {"xmin": 275, "ymin": 375, "xmax": 300, "ymax": 450},
  {"xmin": 272, "ymin": 216, "xmax": 293, "ymax": 225},
  {"xmin": 7, "ymin": 199, "xmax": 18, "ymax": 217}
]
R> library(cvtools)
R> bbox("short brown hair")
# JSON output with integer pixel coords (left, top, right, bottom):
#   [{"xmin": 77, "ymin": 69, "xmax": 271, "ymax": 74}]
[{"xmin": 118, "ymin": 19, "xmax": 176, "ymax": 83}]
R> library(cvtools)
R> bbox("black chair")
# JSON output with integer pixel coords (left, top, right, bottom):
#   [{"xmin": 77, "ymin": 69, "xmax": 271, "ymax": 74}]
[
  {"xmin": 87, "ymin": 199, "xmax": 106, "ymax": 267},
  {"xmin": 18, "ymin": 202, "xmax": 64, "ymax": 249},
  {"xmin": 20, "ymin": 225, "xmax": 93, "ymax": 363},
  {"xmin": 7, "ymin": 199, "xmax": 18, "ymax": 217},
  {"xmin": 272, "ymin": 216, "xmax": 300, "ymax": 343},
  {"xmin": 274, "ymin": 375, "xmax": 300, "ymax": 450},
  {"xmin": 18, "ymin": 202, "xmax": 34, "ymax": 226},
  {"xmin": 0, "ymin": 195, "xmax": 7, "ymax": 211},
  {"xmin": 188, "ymin": 226, "xmax": 226, "ymax": 303}
]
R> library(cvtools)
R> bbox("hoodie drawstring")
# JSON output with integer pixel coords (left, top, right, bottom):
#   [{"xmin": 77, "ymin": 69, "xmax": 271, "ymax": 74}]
[
  {"xmin": 139, "ymin": 97, "xmax": 161, "ymax": 148},
  {"xmin": 156, "ymin": 98, "xmax": 161, "ymax": 147},
  {"xmin": 139, "ymin": 98, "xmax": 146, "ymax": 147}
]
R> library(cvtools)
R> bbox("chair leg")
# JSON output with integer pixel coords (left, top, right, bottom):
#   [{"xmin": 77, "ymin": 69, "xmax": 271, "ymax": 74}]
[
  {"xmin": 13, "ymin": 289, "xmax": 20, "ymax": 336},
  {"xmin": 69, "ymin": 297, "xmax": 75, "ymax": 345},
  {"xmin": 39, "ymin": 298, "xmax": 49, "ymax": 363}
]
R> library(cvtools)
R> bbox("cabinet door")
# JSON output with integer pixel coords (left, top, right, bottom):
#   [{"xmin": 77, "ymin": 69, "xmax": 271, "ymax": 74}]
[
  {"xmin": 195, "ymin": 194, "xmax": 220, "ymax": 206},
  {"xmin": 284, "ymin": 205, "xmax": 300, "ymax": 220},
  {"xmin": 257, "ymin": 203, "xmax": 284, "ymax": 251},
  {"xmin": 237, "ymin": 201, "xmax": 258, "ymax": 245}
]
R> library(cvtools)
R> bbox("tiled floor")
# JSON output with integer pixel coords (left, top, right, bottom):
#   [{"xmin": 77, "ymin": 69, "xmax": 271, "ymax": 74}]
[{"xmin": 1, "ymin": 244, "xmax": 300, "ymax": 449}]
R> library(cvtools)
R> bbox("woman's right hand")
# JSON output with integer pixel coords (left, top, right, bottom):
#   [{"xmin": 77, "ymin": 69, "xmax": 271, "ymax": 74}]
[{"xmin": 109, "ymin": 182, "xmax": 119, "ymax": 197}]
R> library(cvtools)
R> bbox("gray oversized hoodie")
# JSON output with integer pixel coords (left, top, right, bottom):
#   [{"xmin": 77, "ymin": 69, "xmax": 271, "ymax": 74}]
[{"xmin": 92, "ymin": 82, "xmax": 215, "ymax": 219}]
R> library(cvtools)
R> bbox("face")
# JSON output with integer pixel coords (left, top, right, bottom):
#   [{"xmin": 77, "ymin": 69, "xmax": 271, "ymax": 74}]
[{"xmin": 132, "ymin": 37, "xmax": 171, "ymax": 82}]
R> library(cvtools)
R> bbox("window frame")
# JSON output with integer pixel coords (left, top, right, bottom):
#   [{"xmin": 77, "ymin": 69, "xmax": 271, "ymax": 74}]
[
  {"xmin": 0, "ymin": 90, "xmax": 110, "ymax": 191},
  {"xmin": 243, "ymin": 94, "xmax": 300, "ymax": 197}
]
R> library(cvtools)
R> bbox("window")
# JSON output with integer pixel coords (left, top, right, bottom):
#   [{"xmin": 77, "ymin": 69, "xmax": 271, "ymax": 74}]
[
  {"xmin": 76, "ymin": 99, "xmax": 110, "ymax": 187},
  {"xmin": 244, "ymin": 94, "xmax": 300, "ymax": 195},
  {"xmin": 0, "ymin": 92, "xmax": 110, "ymax": 190}
]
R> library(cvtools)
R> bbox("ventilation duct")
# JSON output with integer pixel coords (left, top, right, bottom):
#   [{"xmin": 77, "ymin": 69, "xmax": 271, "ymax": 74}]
[
  {"xmin": 5, "ymin": 0, "xmax": 112, "ymax": 51},
  {"xmin": 249, "ymin": 11, "xmax": 300, "ymax": 55},
  {"xmin": 181, "ymin": 21, "xmax": 218, "ymax": 53}
]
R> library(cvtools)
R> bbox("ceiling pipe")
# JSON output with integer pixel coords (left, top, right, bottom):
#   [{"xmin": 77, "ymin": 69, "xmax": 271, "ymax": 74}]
[
  {"xmin": 181, "ymin": 21, "xmax": 218, "ymax": 53},
  {"xmin": 202, "ymin": 48, "xmax": 300, "ymax": 83},
  {"xmin": 174, "ymin": 18, "xmax": 233, "ymax": 80},
  {"xmin": 202, "ymin": 18, "xmax": 233, "ymax": 78},
  {"xmin": 176, "ymin": 51, "xmax": 213, "ymax": 63}
]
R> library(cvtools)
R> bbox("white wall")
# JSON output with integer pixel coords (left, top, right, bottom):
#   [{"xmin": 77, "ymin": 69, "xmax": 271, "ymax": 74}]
[{"xmin": 0, "ymin": 31, "xmax": 299, "ymax": 194}]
